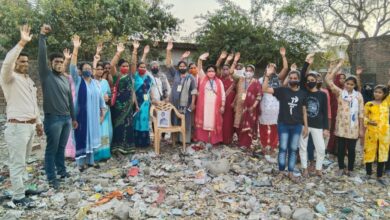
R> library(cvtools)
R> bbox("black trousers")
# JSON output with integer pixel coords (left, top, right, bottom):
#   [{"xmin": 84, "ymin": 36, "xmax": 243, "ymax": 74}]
[
  {"xmin": 337, "ymin": 137, "xmax": 357, "ymax": 171},
  {"xmin": 366, "ymin": 162, "xmax": 385, "ymax": 178}
]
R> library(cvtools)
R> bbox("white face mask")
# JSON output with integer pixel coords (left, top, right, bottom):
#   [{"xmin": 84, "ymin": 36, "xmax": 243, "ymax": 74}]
[
  {"xmin": 236, "ymin": 69, "xmax": 245, "ymax": 76},
  {"xmin": 245, "ymin": 71, "xmax": 254, "ymax": 78}
]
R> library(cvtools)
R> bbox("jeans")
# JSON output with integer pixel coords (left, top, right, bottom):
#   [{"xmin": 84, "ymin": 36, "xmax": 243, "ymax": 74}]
[
  {"xmin": 278, "ymin": 123, "xmax": 303, "ymax": 172},
  {"xmin": 5, "ymin": 123, "xmax": 35, "ymax": 200},
  {"xmin": 44, "ymin": 114, "xmax": 71, "ymax": 181},
  {"xmin": 337, "ymin": 137, "xmax": 357, "ymax": 171}
]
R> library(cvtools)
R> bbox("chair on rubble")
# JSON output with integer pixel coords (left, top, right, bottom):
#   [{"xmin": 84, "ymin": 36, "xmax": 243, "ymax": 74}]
[{"xmin": 150, "ymin": 102, "xmax": 186, "ymax": 155}]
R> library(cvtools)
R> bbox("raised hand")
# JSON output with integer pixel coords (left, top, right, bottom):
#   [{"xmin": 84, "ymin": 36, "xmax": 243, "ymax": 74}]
[
  {"xmin": 117, "ymin": 42, "xmax": 125, "ymax": 53},
  {"xmin": 306, "ymin": 53, "xmax": 315, "ymax": 64},
  {"xmin": 63, "ymin": 48, "xmax": 72, "ymax": 60},
  {"xmin": 96, "ymin": 42, "xmax": 103, "ymax": 55},
  {"xmin": 143, "ymin": 45, "xmax": 150, "ymax": 54},
  {"xmin": 20, "ymin": 25, "xmax": 32, "ymax": 43},
  {"xmin": 356, "ymin": 66, "xmax": 363, "ymax": 75},
  {"xmin": 233, "ymin": 52, "xmax": 241, "ymax": 62},
  {"xmin": 133, "ymin": 40, "xmax": 140, "ymax": 50},
  {"xmin": 94, "ymin": 54, "xmax": 101, "ymax": 62},
  {"xmin": 226, "ymin": 53, "xmax": 234, "ymax": 62},
  {"xmin": 219, "ymin": 51, "xmax": 228, "ymax": 59},
  {"xmin": 290, "ymin": 63, "xmax": 297, "ymax": 71},
  {"xmin": 266, "ymin": 64, "xmax": 275, "ymax": 76},
  {"xmin": 279, "ymin": 47, "xmax": 286, "ymax": 57},
  {"xmin": 72, "ymin": 35, "xmax": 81, "ymax": 48},
  {"xmin": 199, "ymin": 52, "xmax": 209, "ymax": 61},
  {"xmin": 181, "ymin": 51, "xmax": 191, "ymax": 59},
  {"xmin": 40, "ymin": 24, "xmax": 51, "ymax": 35},
  {"xmin": 166, "ymin": 39, "xmax": 173, "ymax": 51}
]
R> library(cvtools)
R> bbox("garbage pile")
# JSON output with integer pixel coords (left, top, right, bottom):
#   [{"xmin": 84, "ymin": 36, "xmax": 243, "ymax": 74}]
[{"xmin": 0, "ymin": 123, "xmax": 389, "ymax": 219}]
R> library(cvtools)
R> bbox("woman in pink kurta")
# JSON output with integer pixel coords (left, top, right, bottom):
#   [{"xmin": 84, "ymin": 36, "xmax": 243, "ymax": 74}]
[
  {"xmin": 194, "ymin": 65, "xmax": 225, "ymax": 145},
  {"xmin": 65, "ymin": 73, "xmax": 76, "ymax": 159}
]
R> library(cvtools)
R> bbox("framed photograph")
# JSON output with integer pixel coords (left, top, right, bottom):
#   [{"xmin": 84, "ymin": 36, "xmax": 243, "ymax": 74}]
[{"xmin": 157, "ymin": 110, "xmax": 170, "ymax": 128}]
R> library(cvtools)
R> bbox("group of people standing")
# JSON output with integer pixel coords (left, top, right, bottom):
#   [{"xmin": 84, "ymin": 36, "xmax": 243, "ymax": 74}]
[{"xmin": 1, "ymin": 25, "xmax": 389, "ymax": 208}]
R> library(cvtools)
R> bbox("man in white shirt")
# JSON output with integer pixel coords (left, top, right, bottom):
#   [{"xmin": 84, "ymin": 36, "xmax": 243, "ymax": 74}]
[{"xmin": 0, "ymin": 25, "xmax": 43, "ymax": 208}]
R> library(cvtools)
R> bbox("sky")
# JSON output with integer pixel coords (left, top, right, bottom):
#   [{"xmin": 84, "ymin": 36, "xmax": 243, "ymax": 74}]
[{"xmin": 164, "ymin": 0, "xmax": 252, "ymax": 41}]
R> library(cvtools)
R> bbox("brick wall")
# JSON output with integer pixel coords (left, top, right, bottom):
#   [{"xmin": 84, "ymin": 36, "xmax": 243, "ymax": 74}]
[{"xmin": 348, "ymin": 35, "xmax": 390, "ymax": 85}]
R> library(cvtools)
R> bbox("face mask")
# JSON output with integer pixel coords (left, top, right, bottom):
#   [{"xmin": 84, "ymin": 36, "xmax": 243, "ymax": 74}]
[
  {"xmin": 82, "ymin": 70, "xmax": 92, "ymax": 78},
  {"xmin": 236, "ymin": 69, "xmax": 245, "ymax": 76},
  {"xmin": 179, "ymin": 69, "xmax": 187, "ymax": 74},
  {"xmin": 207, "ymin": 71, "xmax": 216, "ymax": 78},
  {"xmin": 151, "ymin": 68, "xmax": 159, "ymax": 74},
  {"xmin": 307, "ymin": 81, "xmax": 317, "ymax": 89},
  {"xmin": 245, "ymin": 71, "xmax": 254, "ymax": 79},
  {"xmin": 120, "ymin": 67, "xmax": 129, "ymax": 74},
  {"xmin": 189, "ymin": 68, "xmax": 198, "ymax": 76},
  {"xmin": 316, "ymin": 82, "xmax": 323, "ymax": 89},
  {"xmin": 288, "ymin": 80, "xmax": 300, "ymax": 87},
  {"xmin": 138, "ymin": 68, "xmax": 146, "ymax": 75}
]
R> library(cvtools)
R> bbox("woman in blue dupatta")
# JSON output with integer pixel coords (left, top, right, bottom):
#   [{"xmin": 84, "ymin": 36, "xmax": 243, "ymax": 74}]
[
  {"xmin": 93, "ymin": 57, "xmax": 113, "ymax": 161},
  {"xmin": 133, "ymin": 61, "xmax": 154, "ymax": 147},
  {"xmin": 109, "ymin": 42, "xmax": 137, "ymax": 154},
  {"xmin": 70, "ymin": 35, "xmax": 105, "ymax": 171}
]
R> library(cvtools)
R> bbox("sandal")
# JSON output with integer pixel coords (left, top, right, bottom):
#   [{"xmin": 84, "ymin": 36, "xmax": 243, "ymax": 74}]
[
  {"xmin": 288, "ymin": 174, "xmax": 300, "ymax": 184},
  {"xmin": 302, "ymin": 169, "xmax": 309, "ymax": 178}
]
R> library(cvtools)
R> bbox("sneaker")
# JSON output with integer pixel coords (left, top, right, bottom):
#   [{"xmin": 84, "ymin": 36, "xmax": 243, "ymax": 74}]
[
  {"xmin": 49, "ymin": 180, "xmax": 60, "ymax": 190},
  {"xmin": 60, "ymin": 172, "xmax": 70, "ymax": 179},
  {"xmin": 12, "ymin": 197, "xmax": 36, "ymax": 208}
]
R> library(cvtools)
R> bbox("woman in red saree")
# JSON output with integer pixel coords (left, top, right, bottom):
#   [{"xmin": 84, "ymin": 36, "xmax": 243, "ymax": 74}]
[
  {"xmin": 215, "ymin": 52, "xmax": 241, "ymax": 145},
  {"xmin": 327, "ymin": 72, "xmax": 346, "ymax": 155},
  {"xmin": 234, "ymin": 65, "xmax": 262, "ymax": 149},
  {"xmin": 194, "ymin": 60, "xmax": 225, "ymax": 145}
]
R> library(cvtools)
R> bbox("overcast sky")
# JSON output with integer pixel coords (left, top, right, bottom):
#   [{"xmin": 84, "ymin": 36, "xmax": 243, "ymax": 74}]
[{"xmin": 164, "ymin": 0, "xmax": 252, "ymax": 40}]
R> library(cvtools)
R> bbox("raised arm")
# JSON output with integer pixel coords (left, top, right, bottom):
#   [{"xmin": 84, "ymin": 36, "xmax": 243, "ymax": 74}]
[
  {"xmin": 216, "ymin": 51, "xmax": 227, "ymax": 70},
  {"xmin": 70, "ymin": 35, "xmax": 81, "ymax": 84},
  {"xmin": 130, "ymin": 41, "xmax": 140, "ymax": 74},
  {"xmin": 62, "ymin": 48, "xmax": 72, "ymax": 73},
  {"xmin": 230, "ymin": 52, "xmax": 240, "ymax": 76},
  {"xmin": 92, "ymin": 54, "xmax": 101, "ymax": 77},
  {"xmin": 262, "ymin": 65, "xmax": 276, "ymax": 94},
  {"xmin": 38, "ymin": 24, "xmax": 52, "ymax": 80},
  {"xmin": 197, "ymin": 52, "xmax": 209, "ymax": 80},
  {"xmin": 278, "ymin": 47, "xmax": 289, "ymax": 82},
  {"xmin": 141, "ymin": 45, "xmax": 150, "ymax": 63},
  {"xmin": 180, "ymin": 51, "xmax": 191, "ymax": 61},
  {"xmin": 0, "ymin": 25, "xmax": 32, "ymax": 84},
  {"xmin": 110, "ymin": 43, "xmax": 125, "ymax": 76},
  {"xmin": 325, "ymin": 60, "xmax": 343, "ymax": 96},
  {"xmin": 299, "ymin": 53, "xmax": 314, "ymax": 88},
  {"xmin": 355, "ymin": 66, "xmax": 363, "ymax": 92},
  {"xmin": 165, "ymin": 40, "xmax": 173, "ymax": 67}
]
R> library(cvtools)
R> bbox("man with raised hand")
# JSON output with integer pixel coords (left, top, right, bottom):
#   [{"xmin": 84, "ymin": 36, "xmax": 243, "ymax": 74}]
[
  {"xmin": 38, "ymin": 24, "xmax": 77, "ymax": 189},
  {"xmin": 0, "ymin": 25, "xmax": 42, "ymax": 208}
]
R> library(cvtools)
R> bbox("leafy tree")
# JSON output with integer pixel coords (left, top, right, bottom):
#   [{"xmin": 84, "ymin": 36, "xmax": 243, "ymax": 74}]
[
  {"xmin": 195, "ymin": 2, "xmax": 318, "ymax": 73},
  {"xmin": 0, "ymin": 0, "xmax": 180, "ymax": 61}
]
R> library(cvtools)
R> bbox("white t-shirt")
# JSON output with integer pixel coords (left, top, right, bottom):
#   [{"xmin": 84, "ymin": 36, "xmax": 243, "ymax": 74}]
[{"xmin": 259, "ymin": 77, "xmax": 280, "ymax": 125}]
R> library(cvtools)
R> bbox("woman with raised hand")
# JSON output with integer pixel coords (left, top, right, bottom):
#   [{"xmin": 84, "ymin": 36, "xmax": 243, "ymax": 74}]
[
  {"xmin": 194, "ymin": 53, "xmax": 225, "ymax": 147},
  {"xmin": 69, "ymin": 35, "xmax": 105, "ymax": 171},
  {"xmin": 109, "ymin": 42, "xmax": 137, "ymax": 154},
  {"xmin": 166, "ymin": 40, "xmax": 197, "ymax": 144},
  {"xmin": 132, "ymin": 43, "xmax": 155, "ymax": 148},
  {"xmin": 92, "ymin": 47, "xmax": 113, "ymax": 162},
  {"xmin": 325, "ymin": 59, "xmax": 364, "ymax": 177}
]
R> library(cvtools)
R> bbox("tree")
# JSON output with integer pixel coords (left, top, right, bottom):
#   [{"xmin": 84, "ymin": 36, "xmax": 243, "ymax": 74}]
[
  {"xmin": 0, "ymin": 0, "xmax": 180, "ymax": 60},
  {"xmin": 278, "ymin": 0, "xmax": 390, "ymax": 65},
  {"xmin": 195, "ymin": 2, "xmax": 317, "ymax": 72}
]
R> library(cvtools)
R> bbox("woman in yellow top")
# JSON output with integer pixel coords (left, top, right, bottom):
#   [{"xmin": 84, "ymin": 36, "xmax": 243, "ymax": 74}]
[{"xmin": 363, "ymin": 85, "xmax": 389, "ymax": 185}]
